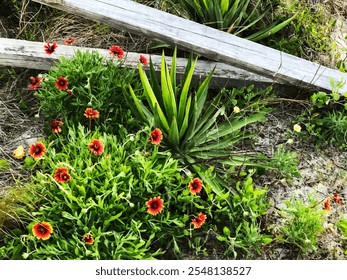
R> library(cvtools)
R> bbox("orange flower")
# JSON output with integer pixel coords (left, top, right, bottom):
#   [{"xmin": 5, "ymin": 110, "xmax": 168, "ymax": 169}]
[
  {"xmin": 84, "ymin": 108, "xmax": 99, "ymax": 119},
  {"xmin": 188, "ymin": 178, "xmax": 203, "ymax": 195},
  {"xmin": 28, "ymin": 76, "xmax": 42, "ymax": 90},
  {"xmin": 56, "ymin": 76, "xmax": 69, "ymax": 91},
  {"xmin": 139, "ymin": 55, "xmax": 148, "ymax": 65},
  {"xmin": 192, "ymin": 213, "xmax": 207, "ymax": 229},
  {"xmin": 334, "ymin": 193, "xmax": 341, "ymax": 205},
  {"xmin": 54, "ymin": 167, "xmax": 71, "ymax": 183},
  {"xmin": 146, "ymin": 196, "xmax": 164, "ymax": 215},
  {"xmin": 109, "ymin": 45, "xmax": 124, "ymax": 59},
  {"xmin": 29, "ymin": 142, "xmax": 46, "ymax": 159},
  {"xmin": 44, "ymin": 41, "xmax": 58, "ymax": 55},
  {"xmin": 64, "ymin": 37, "xmax": 77, "ymax": 45},
  {"xmin": 82, "ymin": 232, "xmax": 94, "ymax": 245},
  {"xmin": 50, "ymin": 120, "xmax": 63, "ymax": 133},
  {"xmin": 32, "ymin": 221, "xmax": 53, "ymax": 240},
  {"xmin": 88, "ymin": 139, "xmax": 104, "ymax": 156},
  {"xmin": 324, "ymin": 197, "xmax": 331, "ymax": 211},
  {"xmin": 150, "ymin": 128, "xmax": 163, "ymax": 145}
]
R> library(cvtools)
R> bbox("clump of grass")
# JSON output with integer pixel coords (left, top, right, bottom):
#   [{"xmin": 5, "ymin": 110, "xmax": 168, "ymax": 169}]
[{"xmin": 277, "ymin": 195, "xmax": 326, "ymax": 254}]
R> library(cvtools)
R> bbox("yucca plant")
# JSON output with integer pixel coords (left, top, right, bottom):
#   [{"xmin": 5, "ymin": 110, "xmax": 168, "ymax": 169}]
[
  {"xmin": 177, "ymin": 0, "xmax": 295, "ymax": 41},
  {"xmin": 123, "ymin": 49, "xmax": 266, "ymax": 193}
]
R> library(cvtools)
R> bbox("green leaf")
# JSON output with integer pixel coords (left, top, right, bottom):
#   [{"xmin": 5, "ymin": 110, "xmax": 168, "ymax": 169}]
[
  {"xmin": 62, "ymin": 211, "xmax": 77, "ymax": 220},
  {"xmin": 220, "ymin": 0, "xmax": 229, "ymax": 15},
  {"xmin": 168, "ymin": 116, "xmax": 180, "ymax": 146},
  {"xmin": 0, "ymin": 159, "xmax": 10, "ymax": 171},
  {"xmin": 179, "ymin": 94, "xmax": 192, "ymax": 139},
  {"xmin": 104, "ymin": 212, "xmax": 123, "ymax": 228},
  {"xmin": 161, "ymin": 52, "xmax": 177, "ymax": 123},
  {"xmin": 198, "ymin": 113, "xmax": 265, "ymax": 144},
  {"xmin": 170, "ymin": 47, "xmax": 177, "ymax": 94},
  {"xmin": 177, "ymin": 56, "xmax": 198, "ymax": 127},
  {"xmin": 216, "ymin": 235, "xmax": 227, "ymax": 242},
  {"xmin": 138, "ymin": 63, "xmax": 169, "ymax": 131},
  {"xmin": 223, "ymin": 226, "xmax": 231, "ymax": 237}
]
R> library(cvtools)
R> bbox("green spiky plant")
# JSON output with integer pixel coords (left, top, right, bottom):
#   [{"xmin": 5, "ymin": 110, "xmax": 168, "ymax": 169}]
[
  {"xmin": 123, "ymin": 48, "xmax": 266, "ymax": 193},
  {"xmin": 177, "ymin": 0, "xmax": 295, "ymax": 41}
]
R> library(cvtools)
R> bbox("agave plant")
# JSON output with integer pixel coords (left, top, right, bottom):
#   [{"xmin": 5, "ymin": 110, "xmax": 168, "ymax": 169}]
[
  {"xmin": 123, "ymin": 49, "xmax": 267, "ymax": 192},
  {"xmin": 177, "ymin": 0, "xmax": 295, "ymax": 41}
]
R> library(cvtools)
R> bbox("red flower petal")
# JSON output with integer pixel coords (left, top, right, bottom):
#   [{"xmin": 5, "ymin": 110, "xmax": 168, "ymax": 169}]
[
  {"xmin": 324, "ymin": 197, "xmax": 331, "ymax": 211},
  {"xmin": 55, "ymin": 76, "xmax": 69, "ymax": 91},
  {"xmin": 28, "ymin": 76, "xmax": 42, "ymax": 90},
  {"xmin": 109, "ymin": 45, "xmax": 124, "ymax": 59},
  {"xmin": 29, "ymin": 142, "xmax": 46, "ymax": 159},
  {"xmin": 150, "ymin": 128, "xmax": 163, "ymax": 145},
  {"xmin": 192, "ymin": 213, "xmax": 207, "ymax": 229},
  {"xmin": 32, "ymin": 221, "xmax": 53, "ymax": 240},
  {"xmin": 139, "ymin": 55, "xmax": 148, "ymax": 65},
  {"xmin": 88, "ymin": 139, "xmax": 104, "ymax": 156},
  {"xmin": 64, "ymin": 37, "xmax": 77, "ymax": 45},
  {"xmin": 50, "ymin": 120, "xmax": 63, "ymax": 133},
  {"xmin": 188, "ymin": 178, "xmax": 203, "ymax": 195},
  {"xmin": 44, "ymin": 41, "xmax": 58, "ymax": 55},
  {"xmin": 84, "ymin": 108, "xmax": 99, "ymax": 119},
  {"xmin": 82, "ymin": 232, "xmax": 94, "ymax": 245},
  {"xmin": 334, "ymin": 193, "xmax": 342, "ymax": 205},
  {"xmin": 146, "ymin": 196, "xmax": 164, "ymax": 215},
  {"xmin": 54, "ymin": 167, "xmax": 71, "ymax": 183}
]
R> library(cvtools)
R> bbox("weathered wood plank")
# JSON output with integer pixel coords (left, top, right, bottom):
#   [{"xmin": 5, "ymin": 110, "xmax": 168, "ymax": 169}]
[
  {"xmin": 0, "ymin": 38, "xmax": 284, "ymax": 90},
  {"xmin": 32, "ymin": 0, "xmax": 347, "ymax": 94}
]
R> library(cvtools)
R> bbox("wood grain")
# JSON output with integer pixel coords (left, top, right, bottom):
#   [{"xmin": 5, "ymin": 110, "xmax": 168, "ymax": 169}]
[{"xmin": 31, "ymin": 0, "xmax": 347, "ymax": 94}]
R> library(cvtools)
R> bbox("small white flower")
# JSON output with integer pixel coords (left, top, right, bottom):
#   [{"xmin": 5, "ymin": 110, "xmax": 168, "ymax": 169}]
[{"xmin": 233, "ymin": 106, "xmax": 240, "ymax": 113}]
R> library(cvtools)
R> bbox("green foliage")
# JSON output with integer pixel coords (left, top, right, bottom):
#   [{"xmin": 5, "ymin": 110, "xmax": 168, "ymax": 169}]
[
  {"xmin": 266, "ymin": 144, "xmax": 301, "ymax": 179},
  {"xmin": 35, "ymin": 50, "xmax": 141, "ymax": 133},
  {"xmin": 0, "ymin": 123, "xmax": 271, "ymax": 259},
  {"xmin": 124, "ymin": 49, "xmax": 266, "ymax": 188},
  {"xmin": 216, "ymin": 176, "xmax": 272, "ymax": 258},
  {"xmin": 0, "ymin": 124, "xmax": 182, "ymax": 259},
  {"xmin": 277, "ymin": 196, "xmax": 325, "ymax": 254},
  {"xmin": 270, "ymin": 1, "xmax": 335, "ymax": 58},
  {"xmin": 0, "ymin": 159, "xmax": 11, "ymax": 172},
  {"xmin": 295, "ymin": 80, "xmax": 347, "ymax": 149},
  {"xmin": 220, "ymin": 85, "xmax": 274, "ymax": 116},
  {"xmin": 176, "ymin": 0, "xmax": 295, "ymax": 41},
  {"xmin": 337, "ymin": 216, "xmax": 347, "ymax": 255}
]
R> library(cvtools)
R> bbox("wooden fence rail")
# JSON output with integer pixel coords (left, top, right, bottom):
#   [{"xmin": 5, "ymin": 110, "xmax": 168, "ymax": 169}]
[
  {"xmin": 32, "ymin": 0, "xmax": 347, "ymax": 94},
  {"xmin": 0, "ymin": 38, "xmax": 289, "ymax": 91}
]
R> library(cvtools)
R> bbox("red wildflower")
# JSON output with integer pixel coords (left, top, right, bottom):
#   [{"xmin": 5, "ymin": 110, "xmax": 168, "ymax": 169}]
[
  {"xmin": 29, "ymin": 142, "xmax": 46, "ymax": 159},
  {"xmin": 150, "ymin": 128, "xmax": 163, "ymax": 145},
  {"xmin": 146, "ymin": 196, "xmax": 164, "ymax": 215},
  {"xmin": 28, "ymin": 76, "xmax": 42, "ymax": 90},
  {"xmin": 82, "ymin": 232, "xmax": 94, "ymax": 245},
  {"xmin": 54, "ymin": 167, "xmax": 71, "ymax": 183},
  {"xmin": 192, "ymin": 213, "xmax": 207, "ymax": 229},
  {"xmin": 55, "ymin": 76, "xmax": 69, "ymax": 91},
  {"xmin": 88, "ymin": 139, "xmax": 104, "ymax": 156},
  {"xmin": 64, "ymin": 37, "xmax": 77, "ymax": 45},
  {"xmin": 188, "ymin": 178, "xmax": 203, "ymax": 195},
  {"xmin": 67, "ymin": 90, "xmax": 73, "ymax": 96},
  {"xmin": 84, "ymin": 108, "xmax": 99, "ymax": 119},
  {"xmin": 32, "ymin": 221, "xmax": 53, "ymax": 240},
  {"xmin": 109, "ymin": 45, "xmax": 124, "ymax": 59},
  {"xmin": 44, "ymin": 41, "xmax": 58, "ymax": 55},
  {"xmin": 50, "ymin": 120, "xmax": 63, "ymax": 133},
  {"xmin": 139, "ymin": 55, "xmax": 148, "ymax": 65},
  {"xmin": 334, "ymin": 193, "xmax": 342, "ymax": 205},
  {"xmin": 324, "ymin": 197, "xmax": 331, "ymax": 211}
]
